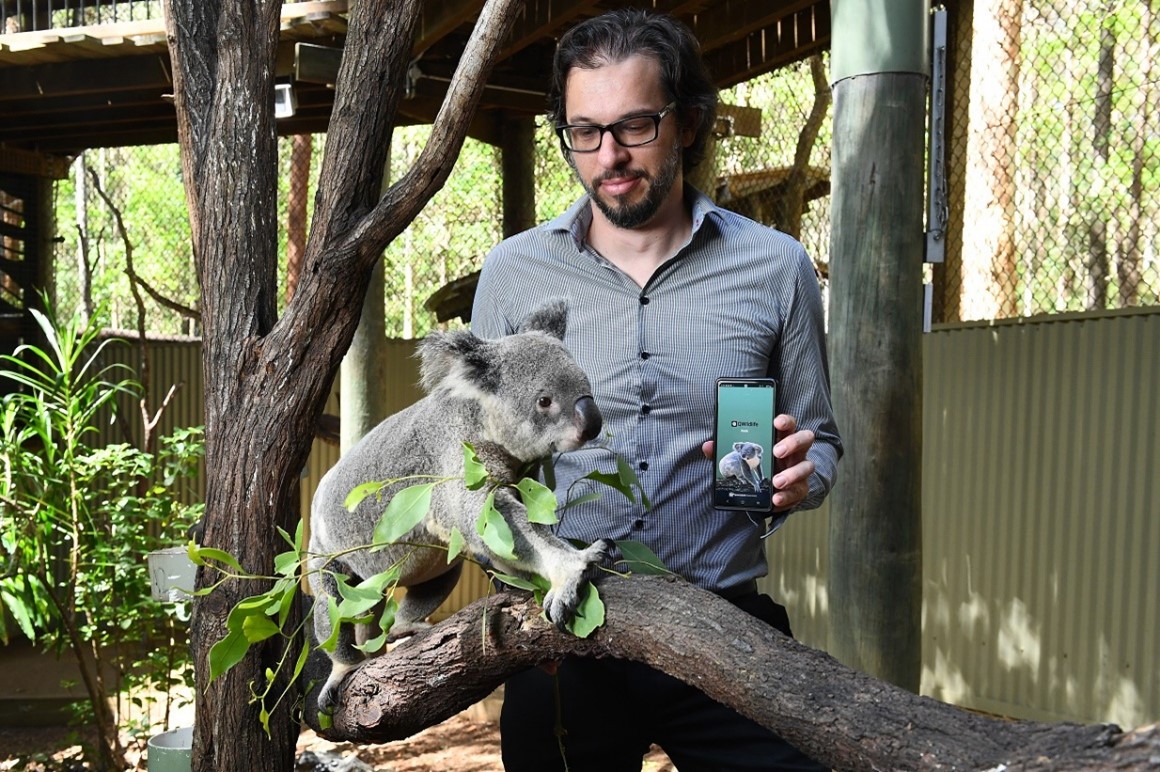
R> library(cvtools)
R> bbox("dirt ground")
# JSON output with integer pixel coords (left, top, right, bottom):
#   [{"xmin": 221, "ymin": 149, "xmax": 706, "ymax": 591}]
[{"xmin": 0, "ymin": 713, "xmax": 676, "ymax": 771}]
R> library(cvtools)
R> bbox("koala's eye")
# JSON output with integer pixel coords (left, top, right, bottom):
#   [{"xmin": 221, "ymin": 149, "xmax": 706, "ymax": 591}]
[{"xmin": 537, "ymin": 396, "xmax": 553, "ymax": 409}]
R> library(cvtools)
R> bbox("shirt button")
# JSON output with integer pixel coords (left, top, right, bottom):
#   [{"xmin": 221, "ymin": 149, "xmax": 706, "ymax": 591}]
[
  {"xmin": 641, "ymin": 404, "xmax": 651, "ymax": 415},
  {"xmin": 640, "ymin": 351, "xmax": 650, "ymax": 360},
  {"xmin": 633, "ymin": 519, "xmax": 645, "ymax": 530},
  {"xmin": 639, "ymin": 296, "xmax": 650, "ymax": 305},
  {"xmin": 638, "ymin": 461, "xmax": 649, "ymax": 471}
]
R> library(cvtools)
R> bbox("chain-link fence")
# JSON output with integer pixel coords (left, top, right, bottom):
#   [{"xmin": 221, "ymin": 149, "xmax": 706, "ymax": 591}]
[
  {"xmin": 939, "ymin": 0, "xmax": 1159, "ymax": 322},
  {"xmin": 50, "ymin": 4, "xmax": 1160, "ymax": 336}
]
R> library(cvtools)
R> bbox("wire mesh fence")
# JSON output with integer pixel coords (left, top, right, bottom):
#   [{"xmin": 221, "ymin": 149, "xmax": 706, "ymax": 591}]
[
  {"xmin": 940, "ymin": 0, "xmax": 1158, "ymax": 322},
  {"xmin": 48, "ymin": 4, "xmax": 1159, "ymax": 337}
]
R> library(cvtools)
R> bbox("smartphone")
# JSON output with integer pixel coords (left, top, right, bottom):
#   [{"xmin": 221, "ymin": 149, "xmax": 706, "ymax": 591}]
[{"xmin": 713, "ymin": 377, "xmax": 777, "ymax": 511}]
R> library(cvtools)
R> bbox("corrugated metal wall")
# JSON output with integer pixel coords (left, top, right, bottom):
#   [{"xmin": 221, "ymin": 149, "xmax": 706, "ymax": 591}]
[
  {"xmin": 89, "ymin": 310, "xmax": 1159, "ymax": 728},
  {"xmin": 763, "ymin": 308, "xmax": 1160, "ymax": 729}
]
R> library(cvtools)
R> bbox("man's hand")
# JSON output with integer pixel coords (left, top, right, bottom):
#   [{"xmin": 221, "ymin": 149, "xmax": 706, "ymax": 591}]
[
  {"xmin": 702, "ymin": 413, "xmax": 815, "ymax": 512},
  {"xmin": 770, "ymin": 414, "xmax": 814, "ymax": 511}
]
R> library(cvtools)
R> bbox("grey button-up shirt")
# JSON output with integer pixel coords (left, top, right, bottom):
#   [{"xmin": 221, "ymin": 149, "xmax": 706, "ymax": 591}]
[{"xmin": 471, "ymin": 186, "xmax": 841, "ymax": 594}]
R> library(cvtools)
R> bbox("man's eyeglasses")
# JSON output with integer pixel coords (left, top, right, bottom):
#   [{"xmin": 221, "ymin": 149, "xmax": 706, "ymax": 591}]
[{"xmin": 556, "ymin": 102, "xmax": 678, "ymax": 153}]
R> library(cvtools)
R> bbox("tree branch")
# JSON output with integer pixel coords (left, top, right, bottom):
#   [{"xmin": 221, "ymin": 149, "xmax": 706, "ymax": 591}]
[{"xmin": 305, "ymin": 575, "xmax": 1155, "ymax": 771}]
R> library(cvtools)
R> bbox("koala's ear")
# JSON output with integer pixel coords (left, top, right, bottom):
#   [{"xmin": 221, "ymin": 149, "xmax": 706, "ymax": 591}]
[
  {"xmin": 734, "ymin": 442, "xmax": 746, "ymax": 451},
  {"xmin": 517, "ymin": 298, "xmax": 568, "ymax": 340},
  {"xmin": 418, "ymin": 330, "xmax": 498, "ymax": 393}
]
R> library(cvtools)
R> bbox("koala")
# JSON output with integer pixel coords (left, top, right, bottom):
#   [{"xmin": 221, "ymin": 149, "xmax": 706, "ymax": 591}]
[
  {"xmin": 306, "ymin": 299, "xmax": 612, "ymax": 713},
  {"xmin": 718, "ymin": 441, "xmax": 765, "ymax": 492}
]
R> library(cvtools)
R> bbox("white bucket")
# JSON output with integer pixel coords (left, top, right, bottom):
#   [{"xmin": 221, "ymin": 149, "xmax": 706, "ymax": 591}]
[
  {"xmin": 146, "ymin": 547, "xmax": 196, "ymax": 602},
  {"xmin": 147, "ymin": 726, "xmax": 193, "ymax": 771}
]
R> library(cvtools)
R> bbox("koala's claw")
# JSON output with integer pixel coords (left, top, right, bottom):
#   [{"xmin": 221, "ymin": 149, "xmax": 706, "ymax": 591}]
[{"xmin": 541, "ymin": 538, "xmax": 616, "ymax": 630}]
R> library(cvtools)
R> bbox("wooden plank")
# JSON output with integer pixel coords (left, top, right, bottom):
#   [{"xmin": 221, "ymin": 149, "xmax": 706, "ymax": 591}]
[
  {"xmin": 413, "ymin": 0, "xmax": 482, "ymax": 56},
  {"xmin": 497, "ymin": 0, "xmax": 598, "ymax": 60},
  {"xmin": 703, "ymin": 2, "xmax": 830, "ymax": 89},
  {"xmin": 0, "ymin": 53, "xmax": 172, "ymax": 102}
]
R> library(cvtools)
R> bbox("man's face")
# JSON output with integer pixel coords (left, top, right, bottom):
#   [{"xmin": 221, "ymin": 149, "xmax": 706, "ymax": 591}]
[{"xmin": 562, "ymin": 55, "xmax": 693, "ymax": 229}]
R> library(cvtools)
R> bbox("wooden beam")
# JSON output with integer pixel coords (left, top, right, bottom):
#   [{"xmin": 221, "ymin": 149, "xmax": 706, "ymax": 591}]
[
  {"xmin": 496, "ymin": 0, "xmax": 599, "ymax": 60},
  {"xmin": 703, "ymin": 1, "xmax": 830, "ymax": 89},
  {"xmin": 690, "ymin": 0, "xmax": 822, "ymax": 52},
  {"xmin": 0, "ymin": 53, "xmax": 172, "ymax": 101},
  {"xmin": 413, "ymin": 0, "xmax": 484, "ymax": 57}
]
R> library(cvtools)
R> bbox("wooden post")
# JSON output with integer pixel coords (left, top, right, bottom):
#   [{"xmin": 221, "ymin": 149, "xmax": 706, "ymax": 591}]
[
  {"xmin": 341, "ymin": 149, "xmax": 390, "ymax": 451},
  {"xmin": 501, "ymin": 113, "xmax": 536, "ymax": 238},
  {"xmin": 827, "ymin": 0, "xmax": 927, "ymax": 692}
]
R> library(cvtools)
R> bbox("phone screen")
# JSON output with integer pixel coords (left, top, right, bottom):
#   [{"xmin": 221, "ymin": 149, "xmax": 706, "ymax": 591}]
[{"xmin": 713, "ymin": 378, "xmax": 777, "ymax": 511}]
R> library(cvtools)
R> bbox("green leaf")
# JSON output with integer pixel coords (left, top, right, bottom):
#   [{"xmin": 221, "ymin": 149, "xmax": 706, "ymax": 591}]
[
  {"xmin": 491, "ymin": 573, "xmax": 540, "ymax": 592},
  {"xmin": 560, "ymin": 491, "xmax": 602, "ymax": 512},
  {"xmin": 188, "ymin": 544, "xmax": 244, "ymax": 574},
  {"xmin": 319, "ymin": 596, "xmax": 342, "ymax": 653},
  {"xmin": 273, "ymin": 550, "xmax": 300, "ymax": 578},
  {"xmin": 564, "ymin": 584, "xmax": 605, "ymax": 638},
  {"xmin": 372, "ymin": 483, "xmax": 434, "ymax": 545},
  {"xmin": 242, "ymin": 614, "xmax": 281, "ymax": 644},
  {"xmin": 462, "ymin": 442, "xmax": 488, "ymax": 490},
  {"xmin": 515, "ymin": 478, "xmax": 558, "ymax": 525},
  {"xmin": 447, "ymin": 526, "xmax": 466, "ymax": 564},
  {"xmin": 476, "ymin": 491, "xmax": 518, "ymax": 561},
  {"xmin": 615, "ymin": 456, "xmax": 652, "ymax": 509},
  {"xmin": 344, "ymin": 480, "xmax": 387, "ymax": 511},
  {"xmin": 614, "ymin": 540, "xmax": 670, "ymax": 575},
  {"xmin": 354, "ymin": 630, "xmax": 388, "ymax": 654},
  {"xmin": 209, "ymin": 628, "xmax": 251, "ymax": 682},
  {"xmin": 334, "ymin": 568, "xmax": 399, "ymax": 619},
  {"xmin": 291, "ymin": 641, "xmax": 310, "ymax": 682}
]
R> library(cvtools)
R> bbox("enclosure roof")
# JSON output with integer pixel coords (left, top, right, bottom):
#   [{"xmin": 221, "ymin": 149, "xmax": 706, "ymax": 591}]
[{"xmin": 0, "ymin": 0, "xmax": 829, "ymax": 156}]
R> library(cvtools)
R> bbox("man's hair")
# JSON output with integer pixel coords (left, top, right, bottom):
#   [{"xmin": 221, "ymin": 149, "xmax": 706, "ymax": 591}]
[{"xmin": 548, "ymin": 8, "xmax": 719, "ymax": 171}]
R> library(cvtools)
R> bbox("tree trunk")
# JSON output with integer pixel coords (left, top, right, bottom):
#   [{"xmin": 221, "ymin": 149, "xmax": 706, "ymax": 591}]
[
  {"xmin": 962, "ymin": 0, "xmax": 1022, "ymax": 320},
  {"xmin": 162, "ymin": 0, "xmax": 526, "ymax": 768},
  {"xmin": 772, "ymin": 54, "xmax": 830, "ymax": 240},
  {"xmin": 304, "ymin": 575, "xmax": 1157, "ymax": 771}
]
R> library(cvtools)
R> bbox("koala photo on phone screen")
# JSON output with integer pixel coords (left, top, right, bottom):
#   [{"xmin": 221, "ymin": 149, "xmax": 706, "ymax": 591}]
[
  {"xmin": 306, "ymin": 299, "xmax": 612, "ymax": 712},
  {"xmin": 719, "ymin": 441, "xmax": 766, "ymax": 492}
]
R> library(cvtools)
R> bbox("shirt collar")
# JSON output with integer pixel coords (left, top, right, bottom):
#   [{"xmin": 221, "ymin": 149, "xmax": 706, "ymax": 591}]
[{"xmin": 545, "ymin": 184, "xmax": 725, "ymax": 251}]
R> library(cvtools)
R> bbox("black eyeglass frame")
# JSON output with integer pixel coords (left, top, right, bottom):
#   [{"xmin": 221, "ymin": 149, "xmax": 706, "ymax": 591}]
[{"xmin": 555, "ymin": 102, "xmax": 679, "ymax": 153}]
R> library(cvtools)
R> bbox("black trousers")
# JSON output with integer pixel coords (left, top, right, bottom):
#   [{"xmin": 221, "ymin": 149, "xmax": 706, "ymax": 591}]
[{"xmin": 500, "ymin": 593, "xmax": 826, "ymax": 772}]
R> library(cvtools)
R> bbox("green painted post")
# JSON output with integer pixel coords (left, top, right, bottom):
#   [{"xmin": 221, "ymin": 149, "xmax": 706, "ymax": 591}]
[{"xmin": 827, "ymin": 0, "xmax": 928, "ymax": 692}]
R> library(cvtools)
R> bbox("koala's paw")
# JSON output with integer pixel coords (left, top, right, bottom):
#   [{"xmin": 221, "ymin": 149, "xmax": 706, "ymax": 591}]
[
  {"xmin": 315, "ymin": 662, "xmax": 355, "ymax": 716},
  {"xmin": 542, "ymin": 538, "xmax": 614, "ymax": 630}
]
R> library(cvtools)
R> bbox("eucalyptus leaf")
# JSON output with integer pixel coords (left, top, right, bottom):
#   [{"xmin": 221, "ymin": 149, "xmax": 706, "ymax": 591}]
[
  {"xmin": 462, "ymin": 442, "xmax": 489, "ymax": 490},
  {"xmin": 516, "ymin": 478, "xmax": 559, "ymax": 524},
  {"xmin": 447, "ymin": 526, "xmax": 466, "ymax": 563},
  {"xmin": 476, "ymin": 491, "xmax": 518, "ymax": 561},
  {"xmin": 189, "ymin": 544, "xmax": 244, "ymax": 574},
  {"xmin": 564, "ymin": 584, "xmax": 605, "ymax": 638},
  {"xmin": 372, "ymin": 483, "xmax": 434, "ymax": 545},
  {"xmin": 242, "ymin": 614, "xmax": 281, "ymax": 644},
  {"xmin": 209, "ymin": 627, "xmax": 251, "ymax": 682},
  {"xmin": 615, "ymin": 540, "xmax": 670, "ymax": 575},
  {"xmin": 344, "ymin": 480, "xmax": 387, "ymax": 511}
]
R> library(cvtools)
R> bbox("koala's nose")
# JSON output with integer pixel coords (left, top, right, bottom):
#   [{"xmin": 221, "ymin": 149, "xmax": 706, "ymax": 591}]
[{"xmin": 574, "ymin": 396, "xmax": 603, "ymax": 443}]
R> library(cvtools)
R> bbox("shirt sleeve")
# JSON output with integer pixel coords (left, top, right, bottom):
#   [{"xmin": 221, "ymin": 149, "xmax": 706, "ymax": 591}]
[
  {"xmin": 470, "ymin": 249, "xmax": 516, "ymax": 340},
  {"xmin": 772, "ymin": 244, "xmax": 843, "ymax": 512}
]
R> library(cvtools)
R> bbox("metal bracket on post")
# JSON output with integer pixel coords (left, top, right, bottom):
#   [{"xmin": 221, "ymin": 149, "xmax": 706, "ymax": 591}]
[
  {"xmin": 925, "ymin": 5, "xmax": 948, "ymax": 266},
  {"xmin": 924, "ymin": 5, "xmax": 949, "ymax": 332}
]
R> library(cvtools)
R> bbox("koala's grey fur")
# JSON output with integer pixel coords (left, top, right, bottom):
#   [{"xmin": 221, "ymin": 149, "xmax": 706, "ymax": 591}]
[
  {"xmin": 306, "ymin": 300, "xmax": 611, "ymax": 712},
  {"xmin": 719, "ymin": 441, "xmax": 765, "ymax": 492}
]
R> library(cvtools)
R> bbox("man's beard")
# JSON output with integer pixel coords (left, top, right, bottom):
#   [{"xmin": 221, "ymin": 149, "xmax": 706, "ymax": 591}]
[{"xmin": 581, "ymin": 139, "xmax": 682, "ymax": 229}]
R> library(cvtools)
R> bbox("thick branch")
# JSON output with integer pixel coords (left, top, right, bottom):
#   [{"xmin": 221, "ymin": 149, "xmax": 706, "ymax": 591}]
[{"xmin": 306, "ymin": 575, "xmax": 1153, "ymax": 771}]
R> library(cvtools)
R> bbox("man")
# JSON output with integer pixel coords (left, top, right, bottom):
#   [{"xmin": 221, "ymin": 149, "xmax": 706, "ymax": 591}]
[{"xmin": 471, "ymin": 8, "xmax": 841, "ymax": 770}]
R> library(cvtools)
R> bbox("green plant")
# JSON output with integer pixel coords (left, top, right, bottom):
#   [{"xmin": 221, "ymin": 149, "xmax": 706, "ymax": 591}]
[
  {"xmin": 200, "ymin": 441, "xmax": 667, "ymax": 733},
  {"xmin": 0, "ymin": 303, "xmax": 204, "ymax": 770}
]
